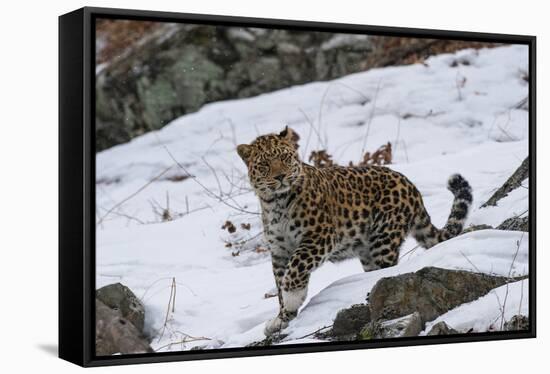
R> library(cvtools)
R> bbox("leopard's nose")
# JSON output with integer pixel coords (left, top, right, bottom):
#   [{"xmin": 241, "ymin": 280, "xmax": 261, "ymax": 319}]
[{"xmin": 274, "ymin": 175, "xmax": 284, "ymax": 182}]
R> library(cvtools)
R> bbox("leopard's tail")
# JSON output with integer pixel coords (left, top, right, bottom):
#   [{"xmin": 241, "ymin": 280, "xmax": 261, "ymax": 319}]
[{"xmin": 411, "ymin": 174, "xmax": 472, "ymax": 249}]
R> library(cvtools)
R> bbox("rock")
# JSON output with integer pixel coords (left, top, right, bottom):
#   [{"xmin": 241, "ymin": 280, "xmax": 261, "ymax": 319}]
[
  {"xmin": 95, "ymin": 299, "xmax": 153, "ymax": 355},
  {"xmin": 481, "ymin": 158, "xmax": 529, "ymax": 208},
  {"xmin": 359, "ymin": 312, "xmax": 423, "ymax": 339},
  {"xmin": 96, "ymin": 283, "xmax": 145, "ymax": 332},
  {"xmin": 497, "ymin": 216, "xmax": 529, "ymax": 232},
  {"xmin": 368, "ymin": 267, "xmax": 512, "ymax": 323},
  {"xmin": 426, "ymin": 321, "xmax": 459, "ymax": 335},
  {"xmin": 504, "ymin": 315, "xmax": 529, "ymax": 331},
  {"xmin": 245, "ymin": 334, "xmax": 286, "ymax": 347},
  {"xmin": 331, "ymin": 304, "xmax": 371, "ymax": 341},
  {"xmin": 95, "ymin": 23, "xmax": 372, "ymax": 151},
  {"xmin": 462, "ymin": 224, "xmax": 494, "ymax": 233}
]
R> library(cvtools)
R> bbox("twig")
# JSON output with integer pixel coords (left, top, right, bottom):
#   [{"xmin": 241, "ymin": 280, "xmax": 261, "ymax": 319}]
[
  {"xmin": 359, "ymin": 79, "xmax": 382, "ymax": 159},
  {"xmin": 224, "ymin": 232, "xmax": 263, "ymax": 249},
  {"xmin": 226, "ymin": 118, "xmax": 238, "ymax": 147},
  {"xmin": 295, "ymin": 325, "xmax": 333, "ymax": 340},
  {"xmin": 96, "ymin": 204, "xmax": 147, "ymax": 225},
  {"xmin": 317, "ymin": 84, "xmax": 332, "ymax": 150},
  {"xmin": 220, "ymin": 168, "xmax": 253, "ymax": 195},
  {"xmin": 333, "ymin": 81, "xmax": 371, "ymax": 104},
  {"xmin": 459, "ymin": 250, "xmax": 482, "ymax": 273},
  {"xmin": 455, "ymin": 71, "xmax": 466, "ymax": 101},
  {"xmin": 499, "ymin": 232, "xmax": 525, "ymax": 330},
  {"xmin": 402, "ymin": 139, "xmax": 410, "ymax": 163},
  {"xmin": 518, "ymin": 275, "xmax": 525, "ymax": 319},
  {"xmin": 496, "ymin": 124, "xmax": 516, "ymax": 142},
  {"xmin": 202, "ymin": 156, "xmax": 224, "ymax": 196},
  {"xmin": 515, "ymin": 209, "xmax": 529, "ymax": 218},
  {"xmin": 393, "ymin": 117, "xmax": 402, "ymax": 158},
  {"xmin": 156, "ymin": 134, "xmax": 259, "ymax": 215},
  {"xmin": 172, "ymin": 277, "xmax": 176, "ymax": 313},
  {"xmin": 158, "ymin": 277, "xmax": 177, "ymax": 343},
  {"xmin": 155, "ymin": 335, "xmax": 212, "ymax": 352},
  {"xmin": 96, "ymin": 165, "xmax": 174, "ymax": 226},
  {"xmin": 487, "ymin": 114, "xmax": 499, "ymax": 140},
  {"xmin": 400, "ymin": 244, "xmax": 420, "ymax": 261},
  {"xmin": 107, "ymin": 209, "xmax": 147, "ymax": 225},
  {"xmin": 299, "ymin": 108, "xmax": 326, "ymax": 158},
  {"xmin": 185, "ymin": 195, "xmax": 189, "ymax": 215},
  {"xmin": 508, "ymin": 233, "xmax": 524, "ymax": 279},
  {"xmin": 140, "ymin": 277, "xmax": 174, "ymax": 301}
]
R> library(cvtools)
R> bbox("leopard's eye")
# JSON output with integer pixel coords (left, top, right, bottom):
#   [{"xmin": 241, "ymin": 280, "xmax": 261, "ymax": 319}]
[{"xmin": 257, "ymin": 163, "xmax": 269, "ymax": 176}]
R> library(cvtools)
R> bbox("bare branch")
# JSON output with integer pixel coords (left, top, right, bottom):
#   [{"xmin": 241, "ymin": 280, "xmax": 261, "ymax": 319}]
[
  {"xmin": 499, "ymin": 232, "xmax": 525, "ymax": 330},
  {"xmin": 459, "ymin": 250, "xmax": 482, "ymax": 273},
  {"xmin": 155, "ymin": 334, "xmax": 212, "ymax": 352},
  {"xmin": 299, "ymin": 108, "xmax": 326, "ymax": 159},
  {"xmin": 96, "ymin": 165, "xmax": 174, "ymax": 226},
  {"xmin": 155, "ymin": 134, "xmax": 259, "ymax": 215},
  {"xmin": 317, "ymin": 84, "xmax": 332, "ymax": 150},
  {"xmin": 359, "ymin": 79, "xmax": 382, "ymax": 158},
  {"xmin": 295, "ymin": 325, "xmax": 333, "ymax": 340}
]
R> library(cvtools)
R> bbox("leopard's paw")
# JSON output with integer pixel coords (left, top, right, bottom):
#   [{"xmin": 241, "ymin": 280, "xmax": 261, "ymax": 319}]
[{"xmin": 264, "ymin": 316, "xmax": 288, "ymax": 336}]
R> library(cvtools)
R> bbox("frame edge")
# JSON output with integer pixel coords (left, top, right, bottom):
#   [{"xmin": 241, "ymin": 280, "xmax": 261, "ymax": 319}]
[
  {"xmin": 66, "ymin": 6, "xmax": 537, "ymax": 366},
  {"xmin": 59, "ymin": 7, "xmax": 86, "ymax": 367}
]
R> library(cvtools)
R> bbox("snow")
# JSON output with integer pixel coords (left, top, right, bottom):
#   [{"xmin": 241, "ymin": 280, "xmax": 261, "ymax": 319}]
[
  {"xmin": 421, "ymin": 279, "xmax": 529, "ymax": 334},
  {"xmin": 227, "ymin": 28, "xmax": 256, "ymax": 42},
  {"xmin": 96, "ymin": 45, "xmax": 529, "ymax": 352},
  {"xmin": 320, "ymin": 34, "xmax": 369, "ymax": 50}
]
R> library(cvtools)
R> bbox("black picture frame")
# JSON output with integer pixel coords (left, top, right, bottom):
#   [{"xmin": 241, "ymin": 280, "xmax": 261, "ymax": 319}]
[{"xmin": 59, "ymin": 6, "xmax": 537, "ymax": 367}]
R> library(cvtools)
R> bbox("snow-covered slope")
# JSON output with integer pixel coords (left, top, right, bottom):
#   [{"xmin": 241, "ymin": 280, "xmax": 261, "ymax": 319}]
[{"xmin": 96, "ymin": 45, "xmax": 529, "ymax": 351}]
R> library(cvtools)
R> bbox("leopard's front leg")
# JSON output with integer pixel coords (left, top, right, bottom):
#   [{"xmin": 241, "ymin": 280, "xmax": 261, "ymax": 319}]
[
  {"xmin": 264, "ymin": 243, "xmax": 326, "ymax": 336},
  {"xmin": 271, "ymin": 250, "xmax": 288, "ymax": 307}
]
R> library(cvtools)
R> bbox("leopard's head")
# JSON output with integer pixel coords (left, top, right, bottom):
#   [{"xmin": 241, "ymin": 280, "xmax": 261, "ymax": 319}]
[{"xmin": 237, "ymin": 127, "xmax": 302, "ymax": 195}]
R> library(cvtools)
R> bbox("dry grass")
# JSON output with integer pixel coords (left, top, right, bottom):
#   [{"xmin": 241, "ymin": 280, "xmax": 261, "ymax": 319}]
[
  {"xmin": 96, "ymin": 19, "xmax": 160, "ymax": 64},
  {"xmin": 353, "ymin": 142, "xmax": 393, "ymax": 167},
  {"xmin": 308, "ymin": 150, "xmax": 335, "ymax": 168},
  {"xmin": 309, "ymin": 141, "xmax": 393, "ymax": 169}
]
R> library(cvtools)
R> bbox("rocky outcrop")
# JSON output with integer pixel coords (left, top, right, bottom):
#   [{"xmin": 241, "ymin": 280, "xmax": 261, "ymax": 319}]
[
  {"xmin": 96, "ymin": 283, "xmax": 145, "ymax": 332},
  {"xmin": 368, "ymin": 267, "xmax": 513, "ymax": 323},
  {"xmin": 504, "ymin": 315, "xmax": 529, "ymax": 331},
  {"xmin": 464, "ymin": 215, "xmax": 529, "ymax": 234},
  {"xmin": 360, "ymin": 312, "xmax": 423, "ymax": 339},
  {"xmin": 331, "ymin": 304, "xmax": 371, "ymax": 341},
  {"xmin": 95, "ymin": 23, "xmax": 372, "ymax": 151},
  {"xmin": 328, "ymin": 266, "xmax": 522, "ymax": 342},
  {"xmin": 95, "ymin": 283, "xmax": 152, "ymax": 355},
  {"xmin": 426, "ymin": 321, "xmax": 459, "ymax": 335},
  {"xmin": 462, "ymin": 224, "xmax": 494, "ymax": 233},
  {"xmin": 497, "ymin": 216, "xmax": 529, "ymax": 232},
  {"xmin": 481, "ymin": 157, "xmax": 529, "ymax": 208},
  {"xmin": 96, "ymin": 299, "xmax": 153, "ymax": 355}
]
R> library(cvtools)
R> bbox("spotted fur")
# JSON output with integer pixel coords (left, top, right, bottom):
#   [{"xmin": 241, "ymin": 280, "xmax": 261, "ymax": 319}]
[{"xmin": 237, "ymin": 127, "xmax": 472, "ymax": 336}]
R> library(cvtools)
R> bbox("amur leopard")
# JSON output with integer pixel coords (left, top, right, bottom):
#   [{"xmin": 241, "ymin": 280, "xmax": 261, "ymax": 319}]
[{"xmin": 237, "ymin": 127, "xmax": 472, "ymax": 336}]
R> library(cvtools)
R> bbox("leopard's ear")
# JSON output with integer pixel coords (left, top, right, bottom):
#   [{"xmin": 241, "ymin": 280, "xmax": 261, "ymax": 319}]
[
  {"xmin": 237, "ymin": 144, "xmax": 252, "ymax": 164},
  {"xmin": 278, "ymin": 126, "xmax": 300, "ymax": 149}
]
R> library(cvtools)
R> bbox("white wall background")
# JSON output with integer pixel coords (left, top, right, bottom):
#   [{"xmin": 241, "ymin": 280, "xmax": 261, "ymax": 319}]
[{"xmin": 0, "ymin": 0, "xmax": 546, "ymax": 372}]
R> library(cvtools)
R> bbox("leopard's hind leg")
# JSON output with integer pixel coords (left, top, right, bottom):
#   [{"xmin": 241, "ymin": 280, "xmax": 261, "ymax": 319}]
[{"xmin": 356, "ymin": 224, "xmax": 408, "ymax": 271}]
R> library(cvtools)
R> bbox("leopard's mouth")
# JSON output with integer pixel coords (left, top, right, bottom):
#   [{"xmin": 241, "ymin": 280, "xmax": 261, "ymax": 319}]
[{"xmin": 258, "ymin": 180, "xmax": 291, "ymax": 194}]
